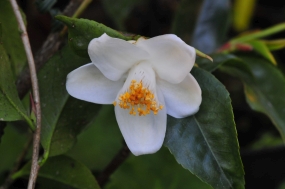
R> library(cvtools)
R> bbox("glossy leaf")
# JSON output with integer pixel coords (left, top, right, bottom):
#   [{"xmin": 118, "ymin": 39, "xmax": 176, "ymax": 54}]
[
  {"xmin": 105, "ymin": 147, "xmax": 211, "ymax": 189},
  {"xmin": 0, "ymin": 44, "xmax": 32, "ymax": 124},
  {"xmin": 221, "ymin": 55, "xmax": 285, "ymax": 141},
  {"xmin": 164, "ymin": 67, "xmax": 244, "ymax": 189},
  {"xmin": 13, "ymin": 155, "xmax": 100, "ymax": 189},
  {"xmin": 247, "ymin": 40, "xmax": 276, "ymax": 65},
  {"xmin": 192, "ymin": 0, "xmax": 231, "ymax": 53},
  {"xmin": 39, "ymin": 45, "xmax": 101, "ymax": 161},
  {"xmin": 56, "ymin": 15, "xmax": 141, "ymax": 57},
  {"xmin": 196, "ymin": 53, "xmax": 251, "ymax": 75},
  {"xmin": 0, "ymin": 0, "xmax": 27, "ymax": 77}
]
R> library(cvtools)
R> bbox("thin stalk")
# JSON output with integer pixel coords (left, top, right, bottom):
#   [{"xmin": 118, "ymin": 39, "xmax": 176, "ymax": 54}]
[{"xmin": 9, "ymin": 1, "xmax": 42, "ymax": 189}]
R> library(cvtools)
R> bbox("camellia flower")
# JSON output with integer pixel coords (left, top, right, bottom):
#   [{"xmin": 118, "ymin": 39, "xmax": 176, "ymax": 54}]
[{"xmin": 66, "ymin": 33, "xmax": 202, "ymax": 156}]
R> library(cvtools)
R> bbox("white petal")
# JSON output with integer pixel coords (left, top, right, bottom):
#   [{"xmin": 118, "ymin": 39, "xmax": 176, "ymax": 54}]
[
  {"xmin": 88, "ymin": 33, "xmax": 149, "ymax": 81},
  {"xmin": 115, "ymin": 88, "xmax": 166, "ymax": 156},
  {"xmin": 66, "ymin": 63, "xmax": 124, "ymax": 104},
  {"xmin": 157, "ymin": 73, "xmax": 202, "ymax": 118},
  {"xmin": 135, "ymin": 34, "xmax": 196, "ymax": 84}
]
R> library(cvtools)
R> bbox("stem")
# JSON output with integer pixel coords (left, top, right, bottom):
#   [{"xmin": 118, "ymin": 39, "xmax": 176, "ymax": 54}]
[
  {"xmin": 97, "ymin": 143, "xmax": 130, "ymax": 187},
  {"xmin": 0, "ymin": 136, "xmax": 33, "ymax": 189},
  {"xmin": 231, "ymin": 23, "xmax": 285, "ymax": 42},
  {"xmin": 9, "ymin": 1, "xmax": 42, "ymax": 189}
]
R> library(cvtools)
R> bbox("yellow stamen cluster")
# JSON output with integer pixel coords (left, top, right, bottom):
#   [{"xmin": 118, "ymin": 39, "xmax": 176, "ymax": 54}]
[{"xmin": 114, "ymin": 80, "xmax": 163, "ymax": 116}]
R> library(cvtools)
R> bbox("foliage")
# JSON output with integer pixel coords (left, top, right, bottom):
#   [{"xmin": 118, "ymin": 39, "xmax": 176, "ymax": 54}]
[{"xmin": 1, "ymin": 0, "xmax": 285, "ymax": 189}]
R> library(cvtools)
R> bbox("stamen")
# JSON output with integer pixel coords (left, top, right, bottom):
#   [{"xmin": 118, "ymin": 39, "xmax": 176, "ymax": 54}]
[{"xmin": 115, "ymin": 80, "xmax": 163, "ymax": 116}]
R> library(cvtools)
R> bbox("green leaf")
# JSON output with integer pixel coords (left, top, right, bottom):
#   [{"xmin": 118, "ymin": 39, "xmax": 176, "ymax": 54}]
[
  {"xmin": 67, "ymin": 105, "xmax": 123, "ymax": 171},
  {"xmin": 0, "ymin": 125, "xmax": 29, "ymax": 175},
  {"xmin": 56, "ymin": 15, "xmax": 140, "ymax": 58},
  {"xmin": 247, "ymin": 40, "xmax": 276, "ymax": 65},
  {"xmin": 263, "ymin": 39, "xmax": 285, "ymax": 51},
  {"xmin": 0, "ymin": 0, "xmax": 27, "ymax": 77},
  {"xmin": 0, "ymin": 44, "xmax": 32, "ymax": 124},
  {"xmin": 164, "ymin": 67, "xmax": 244, "ymax": 189},
  {"xmin": 197, "ymin": 53, "xmax": 244, "ymax": 72},
  {"xmin": 105, "ymin": 147, "xmax": 212, "ymax": 189},
  {"xmin": 35, "ymin": 0, "xmax": 57, "ymax": 13},
  {"xmin": 39, "ymin": 45, "xmax": 101, "ymax": 161},
  {"xmin": 171, "ymin": 0, "xmax": 201, "ymax": 42},
  {"xmin": 102, "ymin": 0, "xmax": 146, "ymax": 31},
  {"xmin": 231, "ymin": 23, "xmax": 285, "ymax": 43},
  {"xmin": 196, "ymin": 54, "xmax": 251, "ymax": 75},
  {"xmin": 221, "ymin": 55, "xmax": 285, "ymax": 141},
  {"xmin": 13, "ymin": 155, "xmax": 100, "ymax": 189},
  {"xmin": 192, "ymin": 0, "xmax": 231, "ymax": 53}
]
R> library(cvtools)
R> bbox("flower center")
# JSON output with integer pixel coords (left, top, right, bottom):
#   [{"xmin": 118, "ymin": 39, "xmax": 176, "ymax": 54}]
[{"xmin": 113, "ymin": 79, "xmax": 163, "ymax": 116}]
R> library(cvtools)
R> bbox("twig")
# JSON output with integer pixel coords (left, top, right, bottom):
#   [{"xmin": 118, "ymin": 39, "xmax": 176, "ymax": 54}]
[
  {"xmin": 0, "ymin": 136, "xmax": 33, "ymax": 189},
  {"xmin": 9, "ymin": 1, "xmax": 42, "ymax": 189},
  {"xmin": 97, "ymin": 143, "xmax": 130, "ymax": 187}
]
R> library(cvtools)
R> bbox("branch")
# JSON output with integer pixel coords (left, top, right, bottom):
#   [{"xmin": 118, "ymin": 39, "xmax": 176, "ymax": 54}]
[
  {"xmin": 97, "ymin": 143, "xmax": 130, "ymax": 187},
  {"xmin": 9, "ymin": 1, "xmax": 42, "ymax": 189}
]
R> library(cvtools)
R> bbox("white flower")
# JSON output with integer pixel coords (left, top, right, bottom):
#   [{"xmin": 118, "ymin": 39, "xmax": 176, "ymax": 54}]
[{"xmin": 66, "ymin": 33, "xmax": 201, "ymax": 156}]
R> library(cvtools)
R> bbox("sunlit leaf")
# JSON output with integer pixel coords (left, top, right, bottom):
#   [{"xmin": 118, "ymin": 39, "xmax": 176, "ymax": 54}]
[
  {"xmin": 0, "ymin": 44, "xmax": 32, "ymax": 124},
  {"xmin": 39, "ymin": 45, "xmax": 101, "ymax": 161},
  {"xmin": 56, "ymin": 15, "xmax": 141, "ymax": 58},
  {"xmin": 13, "ymin": 155, "xmax": 100, "ymax": 189},
  {"xmin": 263, "ymin": 39, "xmax": 285, "ymax": 51},
  {"xmin": 247, "ymin": 40, "xmax": 276, "ymax": 65},
  {"xmin": 0, "ymin": 0, "xmax": 27, "ymax": 77},
  {"xmin": 231, "ymin": 23, "xmax": 285, "ymax": 43},
  {"xmin": 221, "ymin": 55, "xmax": 285, "ymax": 141},
  {"xmin": 192, "ymin": 0, "xmax": 231, "ymax": 53},
  {"xmin": 164, "ymin": 67, "xmax": 244, "ymax": 189}
]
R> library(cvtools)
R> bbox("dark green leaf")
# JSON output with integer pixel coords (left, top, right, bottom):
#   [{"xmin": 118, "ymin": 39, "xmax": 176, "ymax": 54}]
[
  {"xmin": 0, "ymin": 44, "xmax": 32, "ymax": 124},
  {"xmin": 192, "ymin": 0, "xmax": 231, "ymax": 53},
  {"xmin": 221, "ymin": 55, "xmax": 285, "ymax": 141},
  {"xmin": 56, "ymin": 15, "xmax": 141, "ymax": 58},
  {"xmin": 102, "ymin": 0, "xmax": 146, "ymax": 31},
  {"xmin": 67, "ymin": 105, "xmax": 123, "ymax": 171},
  {"xmin": 171, "ymin": 0, "xmax": 201, "ymax": 42},
  {"xmin": 197, "ymin": 53, "xmax": 244, "ymax": 72},
  {"xmin": 39, "ymin": 45, "xmax": 101, "ymax": 160},
  {"xmin": 0, "ymin": 0, "xmax": 27, "ymax": 77},
  {"xmin": 0, "ymin": 125, "xmax": 29, "ymax": 174},
  {"xmin": 164, "ymin": 67, "xmax": 244, "ymax": 189},
  {"xmin": 13, "ymin": 155, "xmax": 100, "ymax": 189},
  {"xmin": 105, "ymin": 147, "xmax": 211, "ymax": 189},
  {"xmin": 35, "ymin": 0, "xmax": 57, "ymax": 13},
  {"xmin": 0, "ymin": 121, "xmax": 6, "ymax": 143}
]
